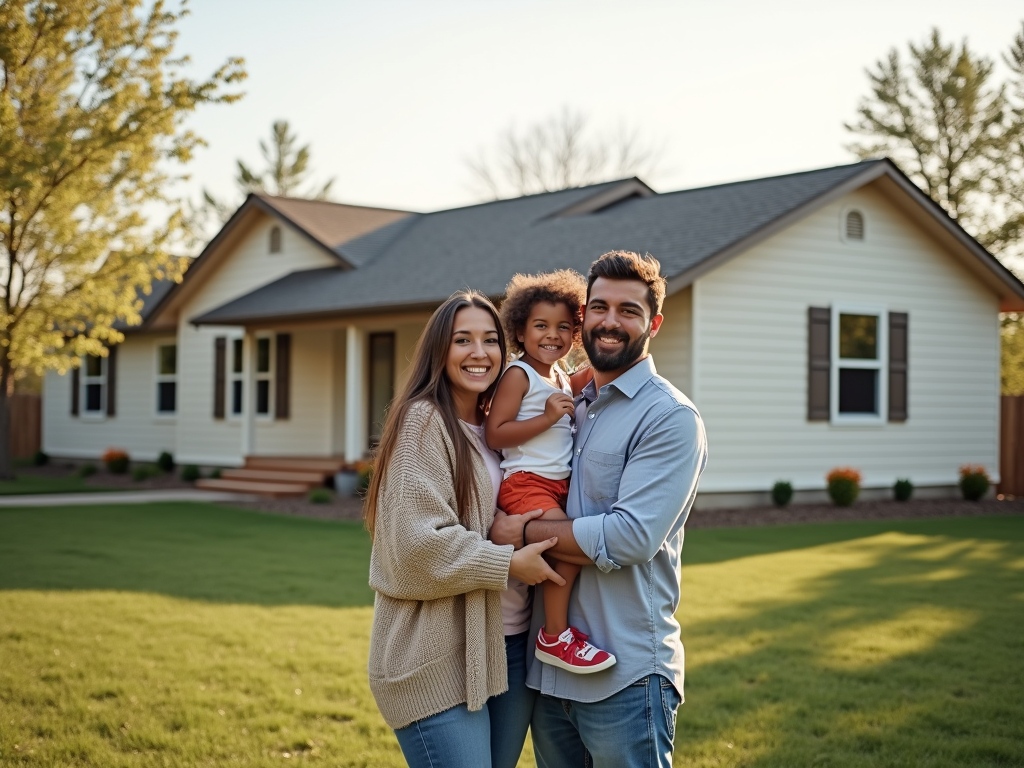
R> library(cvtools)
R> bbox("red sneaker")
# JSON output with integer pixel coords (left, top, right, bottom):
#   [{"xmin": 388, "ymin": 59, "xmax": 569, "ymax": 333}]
[{"xmin": 535, "ymin": 627, "xmax": 616, "ymax": 674}]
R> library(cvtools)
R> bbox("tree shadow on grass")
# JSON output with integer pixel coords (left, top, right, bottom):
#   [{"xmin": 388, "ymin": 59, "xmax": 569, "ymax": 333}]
[
  {"xmin": 0, "ymin": 502, "xmax": 374, "ymax": 607},
  {"xmin": 675, "ymin": 523, "xmax": 1024, "ymax": 767}
]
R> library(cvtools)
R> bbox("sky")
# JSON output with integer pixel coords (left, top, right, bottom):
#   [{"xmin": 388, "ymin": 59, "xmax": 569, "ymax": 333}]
[{"xmin": 172, "ymin": 0, "xmax": 1024, "ymax": 214}]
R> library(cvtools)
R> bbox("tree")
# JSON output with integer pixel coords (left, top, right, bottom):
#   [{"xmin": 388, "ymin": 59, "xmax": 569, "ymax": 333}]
[
  {"xmin": 200, "ymin": 120, "xmax": 335, "ymax": 224},
  {"xmin": 0, "ymin": 0, "xmax": 245, "ymax": 478},
  {"xmin": 846, "ymin": 24, "xmax": 1024, "ymax": 394},
  {"xmin": 466, "ymin": 107, "xmax": 666, "ymax": 199}
]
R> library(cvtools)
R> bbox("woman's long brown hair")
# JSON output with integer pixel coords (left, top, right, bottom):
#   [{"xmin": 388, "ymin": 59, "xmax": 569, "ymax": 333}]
[{"xmin": 363, "ymin": 291, "xmax": 506, "ymax": 538}]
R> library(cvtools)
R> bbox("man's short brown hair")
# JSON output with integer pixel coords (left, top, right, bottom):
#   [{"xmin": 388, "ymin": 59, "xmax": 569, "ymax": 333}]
[{"xmin": 587, "ymin": 251, "xmax": 667, "ymax": 317}]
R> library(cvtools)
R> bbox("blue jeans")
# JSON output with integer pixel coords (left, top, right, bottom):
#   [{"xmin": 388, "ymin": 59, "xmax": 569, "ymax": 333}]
[
  {"xmin": 531, "ymin": 675, "xmax": 682, "ymax": 768},
  {"xmin": 393, "ymin": 632, "xmax": 536, "ymax": 768}
]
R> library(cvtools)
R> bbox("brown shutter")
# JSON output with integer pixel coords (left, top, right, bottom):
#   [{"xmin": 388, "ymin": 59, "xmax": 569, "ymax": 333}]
[
  {"xmin": 214, "ymin": 337, "xmax": 226, "ymax": 419},
  {"xmin": 888, "ymin": 312, "xmax": 908, "ymax": 422},
  {"xmin": 71, "ymin": 366, "xmax": 80, "ymax": 416},
  {"xmin": 105, "ymin": 346, "xmax": 117, "ymax": 416},
  {"xmin": 275, "ymin": 333, "xmax": 291, "ymax": 420},
  {"xmin": 808, "ymin": 307, "xmax": 831, "ymax": 421}
]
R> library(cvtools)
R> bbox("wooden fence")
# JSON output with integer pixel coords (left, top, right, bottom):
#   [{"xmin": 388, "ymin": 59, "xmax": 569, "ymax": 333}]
[
  {"xmin": 1000, "ymin": 395, "xmax": 1024, "ymax": 497},
  {"xmin": 8, "ymin": 393, "xmax": 41, "ymax": 459}
]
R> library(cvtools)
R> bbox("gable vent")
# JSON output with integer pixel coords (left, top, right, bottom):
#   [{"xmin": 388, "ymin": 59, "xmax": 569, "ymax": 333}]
[{"xmin": 846, "ymin": 210, "xmax": 865, "ymax": 241}]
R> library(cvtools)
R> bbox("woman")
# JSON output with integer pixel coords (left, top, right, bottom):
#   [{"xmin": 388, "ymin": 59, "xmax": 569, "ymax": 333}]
[{"xmin": 365, "ymin": 290, "xmax": 563, "ymax": 768}]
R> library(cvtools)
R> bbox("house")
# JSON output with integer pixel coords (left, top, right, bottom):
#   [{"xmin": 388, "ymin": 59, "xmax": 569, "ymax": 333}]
[{"xmin": 42, "ymin": 159, "xmax": 1024, "ymax": 506}]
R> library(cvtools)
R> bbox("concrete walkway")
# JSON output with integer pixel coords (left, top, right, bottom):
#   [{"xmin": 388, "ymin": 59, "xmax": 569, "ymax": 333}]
[{"xmin": 0, "ymin": 489, "xmax": 259, "ymax": 507}]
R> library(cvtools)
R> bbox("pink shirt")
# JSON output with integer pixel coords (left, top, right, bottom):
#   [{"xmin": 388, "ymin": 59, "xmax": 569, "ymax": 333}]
[{"xmin": 463, "ymin": 421, "xmax": 532, "ymax": 635}]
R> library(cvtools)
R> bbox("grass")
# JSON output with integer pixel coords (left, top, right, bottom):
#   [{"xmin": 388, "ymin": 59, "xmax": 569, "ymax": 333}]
[
  {"xmin": 0, "ymin": 474, "xmax": 118, "ymax": 496},
  {"xmin": 0, "ymin": 504, "xmax": 1022, "ymax": 767}
]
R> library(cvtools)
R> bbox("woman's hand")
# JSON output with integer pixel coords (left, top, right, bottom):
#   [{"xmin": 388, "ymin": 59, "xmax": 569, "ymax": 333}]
[{"xmin": 509, "ymin": 538, "xmax": 567, "ymax": 586}]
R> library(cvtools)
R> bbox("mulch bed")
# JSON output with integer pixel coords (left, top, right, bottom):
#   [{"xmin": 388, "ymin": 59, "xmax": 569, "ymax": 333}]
[
  {"xmin": 18, "ymin": 462, "xmax": 197, "ymax": 491},
  {"xmin": 224, "ymin": 494, "xmax": 1024, "ymax": 528}
]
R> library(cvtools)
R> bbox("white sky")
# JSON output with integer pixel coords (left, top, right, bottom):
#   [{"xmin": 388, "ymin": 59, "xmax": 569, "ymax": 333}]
[{"xmin": 174, "ymin": 0, "xmax": 1024, "ymax": 213}]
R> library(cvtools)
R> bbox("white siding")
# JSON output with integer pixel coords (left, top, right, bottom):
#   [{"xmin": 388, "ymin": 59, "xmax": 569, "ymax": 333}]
[
  {"xmin": 648, "ymin": 286, "xmax": 692, "ymax": 396},
  {"xmin": 42, "ymin": 336, "xmax": 178, "ymax": 461},
  {"xmin": 175, "ymin": 216, "xmax": 339, "ymax": 464},
  {"xmin": 693, "ymin": 184, "xmax": 1001, "ymax": 494}
]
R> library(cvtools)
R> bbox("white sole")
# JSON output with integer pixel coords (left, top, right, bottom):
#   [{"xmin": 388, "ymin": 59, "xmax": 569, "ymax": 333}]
[{"xmin": 535, "ymin": 647, "xmax": 617, "ymax": 674}]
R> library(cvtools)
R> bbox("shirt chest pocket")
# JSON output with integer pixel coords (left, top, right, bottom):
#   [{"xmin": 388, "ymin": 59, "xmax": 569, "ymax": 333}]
[{"xmin": 583, "ymin": 450, "xmax": 625, "ymax": 503}]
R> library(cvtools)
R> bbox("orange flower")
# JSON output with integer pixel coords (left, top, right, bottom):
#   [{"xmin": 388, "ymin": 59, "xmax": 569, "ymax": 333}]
[
  {"xmin": 101, "ymin": 448, "xmax": 129, "ymax": 462},
  {"xmin": 826, "ymin": 467, "xmax": 862, "ymax": 484},
  {"xmin": 958, "ymin": 464, "xmax": 989, "ymax": 480}
]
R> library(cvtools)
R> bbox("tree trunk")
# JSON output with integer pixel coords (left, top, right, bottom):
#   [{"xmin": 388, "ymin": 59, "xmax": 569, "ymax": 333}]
[{"xmin": 0, "ymin": 354, "xmax": 12, "ymax": 480}]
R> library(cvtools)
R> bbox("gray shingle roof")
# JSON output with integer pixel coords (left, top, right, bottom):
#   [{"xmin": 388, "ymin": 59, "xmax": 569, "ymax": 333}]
[{"xmin": 189, "ymin": 161, "xmax": 891, "ymax": 325}]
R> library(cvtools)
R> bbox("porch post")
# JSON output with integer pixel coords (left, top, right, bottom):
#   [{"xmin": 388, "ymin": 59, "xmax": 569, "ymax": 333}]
[
  {"xmin": 241, "ymin": 328, "xmax": 255, "ymax": 458},
  {"xmin": 344, "ymin": 324, "xmax": 365, "ymax": 461}
]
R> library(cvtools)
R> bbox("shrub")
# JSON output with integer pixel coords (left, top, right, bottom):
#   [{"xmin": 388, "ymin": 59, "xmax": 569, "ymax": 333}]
[
  {"xmin": 826, "ymin": 467, "xmax": 862, "ymax": 507},
  {"xmin": 894, "ymin": 478, "xmax": 913, "ymax": 502},
  {"xmin": 180, "ymin": 464, "xmax": 201, "ymax": 482},
  {"xmin": 959, "ymin": 465, "xmax": 990, "ymax": 501},
  {"xmin": 308, "ymin": 487, "xmax": 333, "ymax": 504},
  {"xmin": 132, "ymin": 465, "xmax": 160, "ymax": 482},
  {"xmin": 102, "ymin": 449, "xmax": 130, "ymax": 474},
  {"xmin": 157, "ymin": 451, "xmax": 175, "ymax": 473},
  {"xmin": 771, "ymin": 481, "xmax": 794, "ymax": 507},
  {"xmin": 32, "ymin": 450, "xmax": 49, "ymax": 466},
  {"xmin": 209, "ymin": 468, "xmax": 222, "ymax": 479},
  {"xmin": 76, "ymin": 463, "xmax": 97, "ymax": 478}
]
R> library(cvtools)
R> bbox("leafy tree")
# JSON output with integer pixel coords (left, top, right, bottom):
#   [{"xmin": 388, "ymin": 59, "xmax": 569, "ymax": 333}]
[
  {"xmin": 0, "ymin": 0, "xmax": 245, "ymax": 478},
  {"xmin": 846, "ymin": 24, "xmax": 1024, "ymax": 394},
  {"xmin": 200, "ymin": 120, "xmax": 335, "ymax": 223},
  {"xmin": 466, "ymin": 107, "xmax": 666, "ymax": 199}
]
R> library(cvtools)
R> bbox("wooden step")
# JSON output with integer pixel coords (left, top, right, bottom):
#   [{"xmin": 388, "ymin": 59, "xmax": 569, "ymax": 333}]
[
  {"xmin": 221, "ymin": 468, "xmax": 326, "ymax": 484},
  {"xmin": 196, "ymin": 478, "xmax": 309, "ymax": 498},
  {"xmin": 244, "ymin": 456, "xmax": 348, "ymax": 473}
]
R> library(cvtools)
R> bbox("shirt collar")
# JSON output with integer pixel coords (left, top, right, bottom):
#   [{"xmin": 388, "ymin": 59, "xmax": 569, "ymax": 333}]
[{"xmin": 580, "ymin": 356, "xmax": 657, "ymax": 403}]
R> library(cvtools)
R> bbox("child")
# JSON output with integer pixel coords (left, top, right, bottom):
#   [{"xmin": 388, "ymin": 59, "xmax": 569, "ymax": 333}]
[{"xmin": 486, "ymin": 270, "xmax": 616, "ymax": 674}]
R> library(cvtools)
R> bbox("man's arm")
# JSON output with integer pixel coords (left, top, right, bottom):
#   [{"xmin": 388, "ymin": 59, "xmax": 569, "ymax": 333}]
[
  {"xmin": 568, "ymin": 406, "xmax": 707, "ymax": 573},
  {"xmin": 489, "ymin": 509, "xmax": 593, "ymax": 565}
]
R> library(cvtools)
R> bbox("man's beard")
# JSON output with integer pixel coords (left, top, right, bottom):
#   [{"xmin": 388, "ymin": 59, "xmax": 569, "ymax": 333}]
[{"xmin": 583, "ymin": 325, "xmax": 650, "ymax": 372}]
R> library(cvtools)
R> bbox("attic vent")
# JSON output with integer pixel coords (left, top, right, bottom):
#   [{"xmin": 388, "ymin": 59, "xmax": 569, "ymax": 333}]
[
  {"xmin": 269, "ymin": 226, "xmax": 282, "ymax": 254},
  {"xmin": 845, "ymin": 211, "xmax": 865, "ymax": 241}
]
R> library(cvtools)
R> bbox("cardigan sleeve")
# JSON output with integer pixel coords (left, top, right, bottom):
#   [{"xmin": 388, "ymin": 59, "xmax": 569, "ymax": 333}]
[{"xmin": 369, "ymin": 403, "xmax": 513, "ymax": 602}]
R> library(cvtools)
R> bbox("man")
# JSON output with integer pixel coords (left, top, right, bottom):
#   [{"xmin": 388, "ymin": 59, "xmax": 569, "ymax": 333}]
[{"xmin": 491, "ymin": 250, "xmax": 708, "ymax": 768}]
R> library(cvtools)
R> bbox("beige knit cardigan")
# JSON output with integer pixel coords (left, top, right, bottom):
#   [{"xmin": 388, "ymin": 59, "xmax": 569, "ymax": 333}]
[{"xmin": 367, "ymin": 400, "xmax": 515, "ymax": 730}]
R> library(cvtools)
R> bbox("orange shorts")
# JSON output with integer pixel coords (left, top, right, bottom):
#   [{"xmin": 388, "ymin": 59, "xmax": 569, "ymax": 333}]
[{"xmin": 498, "ymin": 471, "xmax": 570, "ymax": 515}]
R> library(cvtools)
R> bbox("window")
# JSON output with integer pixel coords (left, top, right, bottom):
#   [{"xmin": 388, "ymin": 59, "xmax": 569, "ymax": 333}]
[
  {"xmin": 230, "ymin": 337, "xmax": 244, "ymax": 416},
  {"xmin": 82, "ymin": 355, "xmax": 106, "ymax": 414},
  {"xmin": 156, "ymin": 344, "xmax": 177, "ymax": 414},
  {"xmin": 269, "ymin": 226, "xmax": 282, "ymax": 254},
  {"xmin": 831, "ymin": 306, "xmax": 886, "ymax": 422},
  {"xmin": 255, "ymin": 335, "xmax": 273, "ymax": 416}
]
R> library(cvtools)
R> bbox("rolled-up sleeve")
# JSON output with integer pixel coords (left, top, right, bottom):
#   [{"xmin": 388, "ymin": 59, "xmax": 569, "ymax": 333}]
[{"xmin": 572, "ymin": 405, "xmax": 706, "ymax": 572}]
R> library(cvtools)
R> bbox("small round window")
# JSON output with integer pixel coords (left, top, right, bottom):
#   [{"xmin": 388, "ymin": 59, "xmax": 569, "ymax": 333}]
[{"xmin": 845, "ymin": 210, "xmax": 865, "ymax": 241}]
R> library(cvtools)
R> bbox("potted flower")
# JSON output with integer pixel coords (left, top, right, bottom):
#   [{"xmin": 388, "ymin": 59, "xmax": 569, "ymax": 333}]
[
  {"xmin": 334, "ymin": 463, "xmax": 360, "ymax": 497},
  {"xmin": 102, "ymin": 448, "xmax": 130, "ymax": 474}
]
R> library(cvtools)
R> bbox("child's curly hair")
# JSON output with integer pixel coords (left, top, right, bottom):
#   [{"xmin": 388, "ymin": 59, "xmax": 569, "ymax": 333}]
[{"xmin": 499, "ymin": 269, "xmax": 587, "ymax": 355}]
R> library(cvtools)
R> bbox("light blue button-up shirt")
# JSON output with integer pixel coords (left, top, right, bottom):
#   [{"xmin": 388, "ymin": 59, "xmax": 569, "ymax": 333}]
[{"xmin": 525, "ymin": 356, "xmax": 708, "ymax": 702}]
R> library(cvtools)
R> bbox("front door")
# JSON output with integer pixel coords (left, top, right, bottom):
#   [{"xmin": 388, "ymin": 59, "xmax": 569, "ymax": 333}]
[{"xmin": 368, "ymin": 332, "xmax": 396, "ymax": 448}]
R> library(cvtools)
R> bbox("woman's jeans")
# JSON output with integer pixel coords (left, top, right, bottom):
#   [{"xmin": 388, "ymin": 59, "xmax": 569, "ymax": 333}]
[{"xmin": 393, "ymin": 631, "xmax": 536, "ymax": 768}]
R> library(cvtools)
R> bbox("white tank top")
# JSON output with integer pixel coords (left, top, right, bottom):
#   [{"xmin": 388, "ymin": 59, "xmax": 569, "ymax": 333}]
[{"xmin": 498, "ymin": 360, "xmax": 573, "ymax": 481}]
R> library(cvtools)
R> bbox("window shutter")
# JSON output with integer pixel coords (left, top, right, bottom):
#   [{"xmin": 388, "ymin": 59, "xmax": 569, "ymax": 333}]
[
  {"xmin": 214, "ymin": 337, "xmax": 227, "ymax": 419},
  {"xmin": 71, "ymin": 366, "xmax": 80, "ymax": 416},
  {"xmin": 105, "ymin": 346, "xmax": 118, "ymax": 416},
  {"xmin": 275, "ymin": 333, "xmax": 291, "ymax": 420},
  {"xmin": 808, "ymin": 307, "xmax": 831, "ymax": 420},
  {"xmin": 888, "ymin": 312, "xmax": 908, "ymax": 421}
]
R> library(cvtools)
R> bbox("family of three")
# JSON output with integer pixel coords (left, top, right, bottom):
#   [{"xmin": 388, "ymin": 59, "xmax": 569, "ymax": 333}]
[{"xmin": 365, "ymin": 250, "xmax": 709, "ymax": 768}]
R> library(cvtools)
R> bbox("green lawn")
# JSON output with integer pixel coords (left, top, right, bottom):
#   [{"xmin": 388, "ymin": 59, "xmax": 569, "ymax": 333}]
[
  {"xmin": 0, "ymin": 474, "xmax": 118, "ymax": 496},
  {"xmin": 0, "ymin": 504, "xmax": 1021, "ymax": 767}
]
